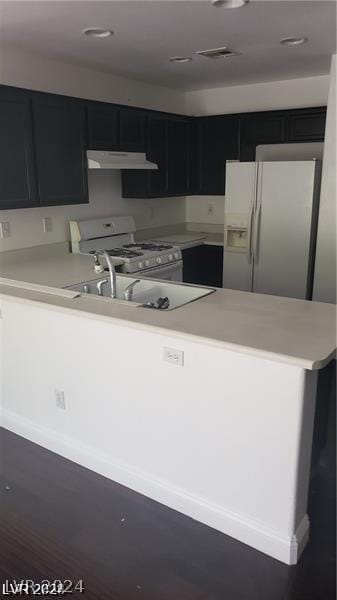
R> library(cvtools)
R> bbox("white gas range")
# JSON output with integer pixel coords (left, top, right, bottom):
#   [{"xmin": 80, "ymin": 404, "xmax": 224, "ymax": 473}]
[{"xmin": 69, "ymin": 216, "xmax": 183, "ymax": 281}]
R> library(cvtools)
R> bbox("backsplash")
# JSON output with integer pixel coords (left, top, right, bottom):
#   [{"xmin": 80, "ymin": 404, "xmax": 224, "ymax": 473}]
[
  {"xmin": 0, "ymin": 171, "xmax": 186, "ymax": 252},
  {"xmin": 185, "ymin": 196, "xmax": 225, "ymax": 225}
]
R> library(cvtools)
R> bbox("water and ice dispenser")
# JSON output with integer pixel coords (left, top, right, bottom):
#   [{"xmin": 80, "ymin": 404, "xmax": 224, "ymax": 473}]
[{"xmin": 224, "ymin": 215, "xmax": 249, "ymax": 253}]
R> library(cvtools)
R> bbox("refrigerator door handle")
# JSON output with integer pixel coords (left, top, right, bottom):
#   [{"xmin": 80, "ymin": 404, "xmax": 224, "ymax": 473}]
[
  {"xmin": 247, "ymin": 202, "xmax": 254, "ymax": 264},
  {"xmin": 253, "ymin": 163, "xmax": 263, "ymax": 263},
  {"xmin": 247, "ymin": 163, "xmax": 258, "ymax": 264}
]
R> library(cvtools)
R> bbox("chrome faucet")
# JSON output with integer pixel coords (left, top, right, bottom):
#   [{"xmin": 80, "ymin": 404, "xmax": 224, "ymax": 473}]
[
  {"xmin": 123, "ymin": 279, "xmax": 141, "ymax": 301},
  {"xmin": 93, "ymin": 250, "xmax": 117, "ymax": 299},
  {"xmin": 96, "ymin": 278, "xmax": 108, "ymax": 296}
]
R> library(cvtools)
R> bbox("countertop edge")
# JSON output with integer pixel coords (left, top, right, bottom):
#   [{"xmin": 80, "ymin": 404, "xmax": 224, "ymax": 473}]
[{"xmin": 0, "ymin": 288, "xmax": 325, "ymax": 371}]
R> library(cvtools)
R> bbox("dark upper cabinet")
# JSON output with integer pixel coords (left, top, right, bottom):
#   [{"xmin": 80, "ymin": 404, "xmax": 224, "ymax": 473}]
[
  {"xmin": 87, "ymin": 102, "xmax": 119, "ymax": 149},
  {"xmin": 188, "ymin": 119, "xmax": 200, "ymax": 195},
  {"xmin": 0, "ymin": 83, "xmax": 328, "ymax": 210},
  {"xmin": 0, "ymin": 87, "xmax": 38, "ymax": 210},
  {"xmin": 240, "ymin": 112, "xmax": 286, "ymax": 161},
  {"xmin": 32, "ymin": 93, "xmax": 88, "ymax": 206},
  {"xmin": 119, "ymin": 107, "xmax": 146, "ymax": 151},
  {"xmin": 122, "ymin": 114, "xmax": 190, "ymax": 199},
  {"xmin": 197, "ymin": 116, "xmax": 240, "ymax": 195},
  {"xmin": 148, "ymin": 115, "xmax": 169, "ymax": 197},
  {"xmin": 121, "ymin": 114, "xmax": 169, "ymax": 198},
  {"xmin": 167, "ymin": 117, "xmax": 190, "ymax": 195},
  {"xmin": 286, "ymin": 108, "xmax": 326, "ymax": 142}
]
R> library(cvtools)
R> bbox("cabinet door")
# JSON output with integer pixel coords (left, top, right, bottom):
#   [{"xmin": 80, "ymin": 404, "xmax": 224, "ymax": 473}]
[
  {"xmin": 182, "ymin": 246, "xmax": 205, "ymax": 284},
  {"xmin": 33, "ymin": 94, "xmax": 88, "ymax": 206},
  {"xmin": 168, "ymin": 118, "xmax": 190, "ymax": 195},
  {"xmin": 148, "ymin": 116, "xmax": 169, "ymax": 197},
  {"xmin": 189, "ymin": 119, "xmax": 200, "ymax": 194},
  {"xmin": 202, "ymin": 245, "xmax": 224, "ymax": 288},
  {"xmin": 198, "ymin": 116, "xmax": 240, "ymax": 195},
  {"xmin": 119, "ymin": 108, "xmax": 146, "ymax": 151},
  {"xmin": 0, "ymin": 87, "xmax": 38, "ymax": 210},
  {"xmin": 182, "ymin": 245, "xmax": 223, "ymax": 287},
  {"xmin": 87, "ymin": 102, "xmax": 119, "ymax": 149},
  {"xmin": 287, "ymin": 109, "xmax": 326, "ymax": 142},
  {"xmin": 240, "ymin": 113, "xmax": 286, "ymax": 161}
]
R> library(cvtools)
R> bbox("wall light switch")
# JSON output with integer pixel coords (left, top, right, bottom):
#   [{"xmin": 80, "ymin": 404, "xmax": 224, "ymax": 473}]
[
  {"xmin": 163, "ymin": 347, "xmax": 184, "ymax": 366},
  {"xmin": 0, "ymin": 221, "xmax": 11, "ymax": 239},
  {"xmin": 55, "ymin": 389, "xmax": 66, "ymax": 410},
  {"xmin": 43, "ymin": 217, "xmax": 53, "ymax": 233}
]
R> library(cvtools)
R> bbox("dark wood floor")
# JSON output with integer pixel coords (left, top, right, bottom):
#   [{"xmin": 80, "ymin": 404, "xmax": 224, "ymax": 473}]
[{"xmin": 0, "ymin": 400, "xmax": 335, "ymax": 600}]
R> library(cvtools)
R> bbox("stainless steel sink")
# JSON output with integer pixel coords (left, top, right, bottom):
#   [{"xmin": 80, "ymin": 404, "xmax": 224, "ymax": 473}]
[{"xmin": 65, "ymin": 274, "xmax": 215, "ymax": 310}]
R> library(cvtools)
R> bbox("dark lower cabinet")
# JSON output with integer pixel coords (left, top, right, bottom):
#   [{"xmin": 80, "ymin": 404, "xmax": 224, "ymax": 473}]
[
  {"xmin": 119, "ymin": 107, "xmax": 146, "ymax": 151},
  {"xmin": 33, "ymin": 94, "xmax": 88, "ymax": 206},
  {"xmin": 0, "ymin": 87, "xmax": 38, "ymax": 210},
  {"xmin": 287, "ymin": 108, "xmax": 326, "ymax": 142},
  {"xmin": 87, "ymin": 101, "xmax": 119, "ymax": 150},
  {"xmin": 182, "ymin": 245, "xmax": 223, "ymax": 288}
]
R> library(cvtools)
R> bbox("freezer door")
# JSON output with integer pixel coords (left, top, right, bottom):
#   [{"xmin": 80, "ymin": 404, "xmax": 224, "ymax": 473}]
[
  {"xmin": 223, "ymin": 252, "xmax": 254, "ymax": 291},
  {"xmin": 252, "ymin": 161, "xmax": 318, "ymax": 299},
  {"xmin": 223, "ymin": 162, "xmax": 256, "ymax": 291}
]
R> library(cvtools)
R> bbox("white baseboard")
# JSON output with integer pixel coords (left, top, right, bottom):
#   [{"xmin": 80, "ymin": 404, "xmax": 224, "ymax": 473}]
[{"xmin": 1, "ymin": 409, "xmax": 309, "ymax": 565}]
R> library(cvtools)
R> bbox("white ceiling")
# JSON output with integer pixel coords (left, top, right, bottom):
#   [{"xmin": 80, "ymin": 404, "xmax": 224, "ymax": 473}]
[{"xmin": 0, "ymin": 1, "xmax": 335, "ymax": 91}]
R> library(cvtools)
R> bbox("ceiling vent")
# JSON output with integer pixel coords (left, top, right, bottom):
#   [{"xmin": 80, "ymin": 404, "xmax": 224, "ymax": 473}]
[{"xmin": 196, "ymin": 46, "xmax": 240, "ymax": 59}]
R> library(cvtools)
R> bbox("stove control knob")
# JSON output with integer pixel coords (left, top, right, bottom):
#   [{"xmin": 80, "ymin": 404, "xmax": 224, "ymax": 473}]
[
  {"xmin": 174, "ymin": 252, "xmax": 180, "ymax": 260},
  {"xmin": 145, "ymin": 260, "xmax": 150, "ymax": 267},
  {"xmin": 168, "ymin": 254, "xmax": 173, "ymax": 261},
  {"xmin": 156, "ymin": 257, "xmax": 162, "ymax": 264},
  {"xmin": 138, "ymin": 262, "xmax": 144, "ymax": 269}
]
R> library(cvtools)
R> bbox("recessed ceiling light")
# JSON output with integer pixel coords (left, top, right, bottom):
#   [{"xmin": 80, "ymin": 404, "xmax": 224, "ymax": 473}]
[
  {"xmin": 280, "ymin": 36, "xmax": 308, "ymax": 46},
  {"xmin": 83, "ymin": 28, "xmax": 113, "ymax": 38},
  {"xmin": 212, "ymin": 0, "xmax": 249, "ymax": 7},
  {"xmin": 169, "ymin": 56, "xmax": 192, "ymax": 64}
]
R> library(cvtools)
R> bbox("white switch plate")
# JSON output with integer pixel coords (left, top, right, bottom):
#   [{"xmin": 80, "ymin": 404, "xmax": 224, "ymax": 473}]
[
  {"xmin": 55, "ymin": 389, "xmax": 66, "ymax": 410},
  {"xmin": 163, "ymin": 347, "xmax": 184, "ymax": 366},
  {"xmin": 43, "ymin": 217, "xmax": 53, "ymax": 233},
  {"xmin": 0, "ymin": 221, "xmax": 11, "ymax": 239}
]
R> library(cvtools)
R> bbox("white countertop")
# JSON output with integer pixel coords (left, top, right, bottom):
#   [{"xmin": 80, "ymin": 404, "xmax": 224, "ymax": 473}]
[
  {"xmin": 147, "ymin": 230, "xmax": 224, "ymax": 249},
  {"xmin": 0, "ymin": 248, "xmax": 335, "ymax": 371}
]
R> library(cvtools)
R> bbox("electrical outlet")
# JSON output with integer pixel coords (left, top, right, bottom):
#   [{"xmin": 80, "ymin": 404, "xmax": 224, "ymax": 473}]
[
  {"xmin": 207, "ymin": 204, "xmax": 215, "ymax": 217},
  {"xmin": 149, "ymin": 206, "xmax": 155, "ymax": 220},
  {"xmin": 163, "ymin": 347, "xmax": 184, "ymax": 366},
  {"xmin": 0, "ymin": 221, "xmax": 11, "ymax": 239},
  {"xmin": 43, "ymin": 217, "xmax": 53, "ymax": 233},
  {"xmin": 55, "ymin": 389, "xmax": 66, "ymax": 410}
]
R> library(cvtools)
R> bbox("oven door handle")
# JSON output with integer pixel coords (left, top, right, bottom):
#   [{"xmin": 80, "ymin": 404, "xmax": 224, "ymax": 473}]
[{"xmin": 138, "ymin": 260, "xmax": 183, "ymax": 278}]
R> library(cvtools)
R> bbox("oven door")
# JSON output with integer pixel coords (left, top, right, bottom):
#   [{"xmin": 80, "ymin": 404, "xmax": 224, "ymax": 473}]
[{"xmin": 138, "ymin": 260, "xmax": 183, "ymax": 282}]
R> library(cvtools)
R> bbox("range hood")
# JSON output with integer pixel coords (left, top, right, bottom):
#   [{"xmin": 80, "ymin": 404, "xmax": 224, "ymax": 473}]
[{"xmin": 87, "ymin": 150, "xmax": 158, "ymax": 170}]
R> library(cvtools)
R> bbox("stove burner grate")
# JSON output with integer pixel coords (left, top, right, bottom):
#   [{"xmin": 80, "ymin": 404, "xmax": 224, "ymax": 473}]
[{"xmin": 123, "ymin": 243, "xmax": 173, "ymax": 251}]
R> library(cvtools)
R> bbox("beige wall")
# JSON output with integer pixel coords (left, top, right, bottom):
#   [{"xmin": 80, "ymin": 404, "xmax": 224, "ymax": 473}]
[
  {"xmin": 186, "ymin": 75, "xmax": 330, "ymax": 116},
  {"xmin": 313, "ymin": 55, "xmax": 336, "ymax": 304},
  {"xmin": 0, "ymin": 172, "xmax": 186, "ymax": 252},
  {"xmin": 0, "ymin": 44, "xmax": 186, "ymax": 114}
]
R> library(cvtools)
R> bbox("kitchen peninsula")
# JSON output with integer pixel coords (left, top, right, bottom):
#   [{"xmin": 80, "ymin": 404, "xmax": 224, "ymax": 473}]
[{"xmin": 0, "ymin": 246, "xmax": 335, "ymax": 567}]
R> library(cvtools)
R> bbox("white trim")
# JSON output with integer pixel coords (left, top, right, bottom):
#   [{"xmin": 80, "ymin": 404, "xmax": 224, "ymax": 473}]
[{"xmin": 1, "ymin": 409, "xmax": 309, "ymax": 565}]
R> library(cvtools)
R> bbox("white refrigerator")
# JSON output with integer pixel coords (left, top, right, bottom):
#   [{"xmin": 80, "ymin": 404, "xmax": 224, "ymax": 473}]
[{"xmin": 223, "ymin": 160, "xmax": 321, "ymax": 300}]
